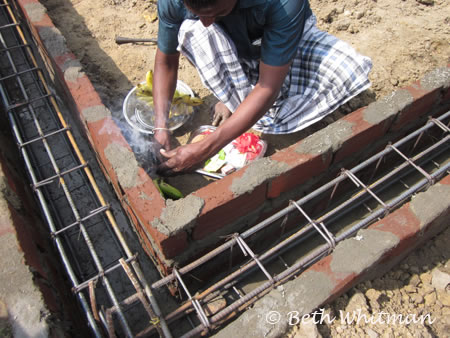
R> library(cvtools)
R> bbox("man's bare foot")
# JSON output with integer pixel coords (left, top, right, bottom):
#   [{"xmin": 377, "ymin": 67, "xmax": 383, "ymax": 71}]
[{"xmin": 211, "ymin": 101, "xmax": 232, "ymax": 126}]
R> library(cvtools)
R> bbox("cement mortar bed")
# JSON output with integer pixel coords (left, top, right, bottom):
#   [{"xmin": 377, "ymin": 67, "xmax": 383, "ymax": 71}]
[{"xmin": 16, "ymin": 0, "xmax": 450, "ymax": 276}]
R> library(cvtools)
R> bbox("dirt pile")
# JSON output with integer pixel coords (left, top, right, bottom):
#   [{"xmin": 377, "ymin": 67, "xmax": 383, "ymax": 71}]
[
  {"xmin": 40, "ymin": 0, "xmax": 450, "ymax": 193},
  {"xmin": 40, "ymin": 0, "xmax": 450, "ymax": 106}
]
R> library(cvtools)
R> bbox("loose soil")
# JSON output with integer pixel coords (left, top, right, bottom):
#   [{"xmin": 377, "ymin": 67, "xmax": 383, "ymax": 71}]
[{"xmin": 39, "ymin": 0, "xmax": 449, "ymax": 195}]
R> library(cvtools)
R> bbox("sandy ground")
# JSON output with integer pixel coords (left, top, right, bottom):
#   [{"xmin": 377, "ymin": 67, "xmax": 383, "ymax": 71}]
[
  {"xmin": 39, "ymin": 0, "xmax": 449, "ymax": 194},
  {"xmin": 39, "ymin": 0, "xmax": 450, "ymax": 124}
]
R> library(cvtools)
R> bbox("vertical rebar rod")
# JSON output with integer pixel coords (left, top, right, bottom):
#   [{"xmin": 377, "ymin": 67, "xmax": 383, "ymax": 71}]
[
  {"xmin": 0, "ymin": 2, "xmax": 172, "ymax": 336},
  {"xmin": 0, "ymin": 30, "xmax": 133, "ymax": 337}
]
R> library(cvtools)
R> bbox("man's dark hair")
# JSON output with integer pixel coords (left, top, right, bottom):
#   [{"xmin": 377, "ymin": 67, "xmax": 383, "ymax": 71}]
[{"xmin": 183, "ymin": 0, "xmax": 219, "ymax": 11}]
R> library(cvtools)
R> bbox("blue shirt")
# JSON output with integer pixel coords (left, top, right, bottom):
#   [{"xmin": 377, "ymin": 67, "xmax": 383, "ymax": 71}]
[{"xmin": 157, "ymin": 0, "xmax": 312, "ymax": 66}]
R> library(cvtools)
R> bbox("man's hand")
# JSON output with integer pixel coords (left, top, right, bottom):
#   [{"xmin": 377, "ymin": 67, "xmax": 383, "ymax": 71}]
[
  {"xmin": 153, "ymin": 48, "xmax": 179, "ymax": 150},
  {"xmin": 211, "ymin": 101, "xmax": 232, "ymax": 126},
  {"xmin": 154, "ymin": 129, "xmax": 171, "ymax": 151},
  {"xmin": 157, "ymin": 142, "xmax": 206, "ymax": 176}
]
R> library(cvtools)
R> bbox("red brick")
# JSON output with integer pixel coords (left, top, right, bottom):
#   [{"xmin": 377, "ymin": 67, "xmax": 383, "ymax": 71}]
[
  {"xmin": 87, "ymin": 117, "xmax": 128, "ymax": 152},
  {"xmin": 144, "ymin": 222, "xmax": 188, "ymax": 259},
  {"xmin": 123, "ymin": 173, "xmax": 188, "ymax": 260},
  {"xmin": 29, "ymin": 12, "xmax": 53, "ymax": 28},
  {"xmin": 124, "ymin": 167, "xmax": 166, "ymax": 223},
  {"xmin": 124, "ymin": 205, "xmax": 156, "ymax": 255},
  {"xmin": 335, "ymin": 107, "xmax": 389, "ymax": 163},
  {"xmin": 0, "ymin": 216, "xmax": 14, "ymax": 237},
  {"xmin": 371, "ymin": 204, "xmax": 420, "ymax": 240},
  {"xmin": 308, "ymin": 255, "xmax": 357, "ymax": 291},
  {"xmin": 392, "ymin": 82, "xmax": 440, "ymax": 131},
  {"xmin": 443, "ymin": 86, "xmax": 450, "ymax": 102},
  {"xmin": 17, "ymin": 0, "xmax": 40, "ymax": 6},
  {"xmin": 66, "ymin": 76, "xmax": 103, "ymax": 112},
  {"xmin": 54, "ymin": 53, "xmax": 78, "ymax": 70},
  {"xmin": 193, "ymin": 173, "xmax": 267, "ymax": 240},
  {"xmin": 440, "ymin": 174, "xmax": 450, "ymax": 185},
  {"xmin": 17, "ymin": 0, "xmax": 54, "ymax": 27},
  {"xmin": 35, "ymin": 279, "xmax": 60, "ymax": 312},
  {"xmin": 85, "ymin": 118, "xmax": 131, "ymax": 192},
  {"xmin": 268, "ymin": 149, "xmax": 331, "ymax": 199}
]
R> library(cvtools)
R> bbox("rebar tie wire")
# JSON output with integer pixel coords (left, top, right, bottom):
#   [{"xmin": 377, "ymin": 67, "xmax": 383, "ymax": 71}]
[
  {"xmin": 19, "ymin": 126, "xmax": 71, "ymax": 149},
  {"xmin": 341, "ymin": 169, "xmax": 391, "ymax": 216},
  {"xmin": 33, "ymin": 162, "xmax": 87, "ymax": 189},
  {"xmin": 234, "ymin": 234, "xmax": 274, "ymax": 283},
  {"xmin": 50, "ymin": 205, "xmax": 110, "ymax": 237},
  {"xmin": 152, "ymin": 111, "xmax": 450, "ymax": 292},
  {"xmin": 289, "ymin": 200, "xmax": 336, "ymax": 254},
  {"xmin": 429, "ymin": 116, "xmax": 450, "ymax": 133},
  {"xmin": 119, "ymin": 258, "xmax": 165, "ymax": 337},
  {"xmin": 152, "ymin": 112, "xmax": 449, "ymax": 336},
  {"xmin": 173, "ymin": 268, "xmax": 212, "ymax": 331},
  {"xmin": 8, "ymin": 93, "xmax": 53, "ymax": 111},
  {"xmin": 387, "ymin": 143, "xmax": 435, "ymax": 187}
]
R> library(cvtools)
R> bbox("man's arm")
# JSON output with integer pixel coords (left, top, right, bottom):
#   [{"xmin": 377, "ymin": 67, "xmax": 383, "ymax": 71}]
[
  {"xmin": 158, "ymin": 61, "xmax": 291, "ymax": 174},
  {"xmin": 153, "ymin": 47, "xmax": 180, "ymax": 150}
]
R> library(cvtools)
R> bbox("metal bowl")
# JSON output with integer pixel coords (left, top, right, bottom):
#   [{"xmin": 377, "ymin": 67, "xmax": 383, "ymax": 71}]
[
  {"xmin": 123, "ymin": 80, "xmax": 195, "ymax": 134},
  {"xmin": 187, "ymin": 125, "xmax": 217, "ymax": 143}
]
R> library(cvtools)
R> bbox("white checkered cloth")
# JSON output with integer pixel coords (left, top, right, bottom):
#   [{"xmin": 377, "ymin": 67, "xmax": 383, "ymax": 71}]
[{"xmin": 177, "ymin": 15, "xmax": 372, "ymax": 134}]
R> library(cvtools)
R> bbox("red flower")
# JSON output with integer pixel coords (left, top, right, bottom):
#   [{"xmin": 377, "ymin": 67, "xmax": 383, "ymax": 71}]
[{"xmin": 233, "ymin": 133, "xmax": 262, "ymax": 161}]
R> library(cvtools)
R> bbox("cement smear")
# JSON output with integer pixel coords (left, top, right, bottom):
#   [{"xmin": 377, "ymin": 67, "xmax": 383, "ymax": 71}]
[
  {"xmin": 363, "ymin": 89, "xmax": 413, "ymax": 125},
  {"xmin": 151, "ymin": 195, "xmax": 204, "ymax": 236},
  {"xmin": 82, "ymin": 105, "xmax": 112, "ymax": 123},
  {"xmin": 295, "ymin": 120, "xmax": 353, "ymax": 156},
  {"xmin": 38, "ymin": 26, "xmax": 68, "ymax": 58},
  {"xmin": 230, "ymin": 158, "xmax": 289, "ymax": 196},
  {"xmin": 420, "ymin": 67, "xmax": 450, "ymax": 92},
  {"xmin": 23, "ymin": 3, "xmax": 46, "ymax": 23},
  {"xmin": 60, "ymin": 59, "xmax": 83, "ymax": 73},
  {"xmin": 410, "ymin": 183, "xmax": 450, "ymax": 230},
  {"xmin": 213, "ymin": 270, "xmax": 335, "ymax": 338},
  {"xmin": 330, "ymin": 229, "xmax": 399, "ymax": 275},
  {"xmin": 104, "ymin": 142, "xmax": 139, "ymax": 189},
  {"xmin": 63, "ymin": 65, "xmax": 84, "ymax": 83}
]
